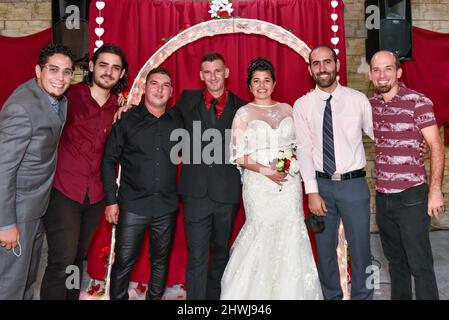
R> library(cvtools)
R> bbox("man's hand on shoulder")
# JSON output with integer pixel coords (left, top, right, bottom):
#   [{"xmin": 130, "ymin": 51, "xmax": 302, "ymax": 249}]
[{"xmin": 113, "ymin": 105, "xmax": 133, "ymax": 124}]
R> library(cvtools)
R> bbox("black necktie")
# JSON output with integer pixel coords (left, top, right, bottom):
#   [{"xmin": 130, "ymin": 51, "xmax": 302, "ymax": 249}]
[
  {"xmin": 322, "ymin": 96, "xmax": 336, "ymax": 175},
  {"xmin": 209, "ymin": 98, "xmax": 218, "ymax": 126}
]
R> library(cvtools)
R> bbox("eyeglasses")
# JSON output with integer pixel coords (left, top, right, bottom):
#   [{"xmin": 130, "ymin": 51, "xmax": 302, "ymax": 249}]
[{"xmin": 42, "ymin": 64, "xmax": 74, "ymax": 78}]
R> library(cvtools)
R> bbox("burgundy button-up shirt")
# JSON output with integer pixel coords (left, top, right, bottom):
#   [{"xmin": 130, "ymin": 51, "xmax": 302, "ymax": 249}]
[
  {"xmin": 204, "ymin": 89, "xmax": 228, "ymax": 119},
  {"xmin": 53, "ymin": 82, "xmax": 119, "ymax": 204}
]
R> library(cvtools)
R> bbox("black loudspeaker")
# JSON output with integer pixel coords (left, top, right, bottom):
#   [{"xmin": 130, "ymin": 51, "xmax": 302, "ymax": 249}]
[
  {"xmin": 365, "ymin": 0, "xmax": 412, "ymax": 62},
  {"xmin": 52, "ymin": 0, "xmax": 90, "ymax": 65}
]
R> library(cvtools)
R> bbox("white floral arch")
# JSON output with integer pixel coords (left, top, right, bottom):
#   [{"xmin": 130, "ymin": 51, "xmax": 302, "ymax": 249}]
[{"xmin": 127, "ymin": 18, "xmax": 312, "ymax": 105}]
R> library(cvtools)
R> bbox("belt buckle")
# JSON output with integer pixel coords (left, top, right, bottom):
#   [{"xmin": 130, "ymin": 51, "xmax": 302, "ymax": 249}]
[{"xmin": 331, "ymin": 173, "xmax": 341, "ymax": 181}]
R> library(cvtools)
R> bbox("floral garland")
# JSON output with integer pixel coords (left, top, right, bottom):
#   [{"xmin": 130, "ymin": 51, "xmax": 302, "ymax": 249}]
[{"xmin": 208, "ymin": 0, "xmax": 234, "ymax": 19}]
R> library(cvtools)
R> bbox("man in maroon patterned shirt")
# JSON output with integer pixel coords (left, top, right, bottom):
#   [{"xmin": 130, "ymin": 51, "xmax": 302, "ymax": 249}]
[
  {"xmin": 40, "ymin": 44, "xmax": 128, "ymax": 299},
  {"xmin": 369, "ymin": 50, "xmax": 444, "ymax": 300}
]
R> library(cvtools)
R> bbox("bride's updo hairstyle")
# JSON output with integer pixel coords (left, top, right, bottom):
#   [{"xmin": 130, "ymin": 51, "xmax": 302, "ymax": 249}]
[{"xmin": 247, "ymin": 57, "xmax": 276, "ymax": 89}]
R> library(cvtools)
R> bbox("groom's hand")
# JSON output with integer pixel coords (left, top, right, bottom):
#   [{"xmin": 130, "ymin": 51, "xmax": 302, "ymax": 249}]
[{"xmin": 308, "ymin": 193, "xmax": 328, "ymax": 216}]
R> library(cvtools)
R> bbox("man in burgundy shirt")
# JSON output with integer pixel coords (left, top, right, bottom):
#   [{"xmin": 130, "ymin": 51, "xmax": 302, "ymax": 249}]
[
  {"xmin": 40, "ymin": 44, "xmax": 128, "ymax": 300},
  {"xmin": 369, "ymin": 50, "xmax": 444, "ymax": 300}
]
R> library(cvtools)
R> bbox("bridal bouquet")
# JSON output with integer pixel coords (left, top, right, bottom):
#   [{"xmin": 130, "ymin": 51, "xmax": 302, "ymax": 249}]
[
  {"xmin": 274, "ymin": 149, "xmax": 299, "ymax": 176},
  {"xmin": 274, "ymin": 149, "xmax": 299, "ymax": 191}
]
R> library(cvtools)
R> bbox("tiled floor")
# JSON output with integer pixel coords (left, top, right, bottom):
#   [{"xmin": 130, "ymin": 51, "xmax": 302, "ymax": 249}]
[{"xmin": 34, "ymin": 230, "xmax": 449, "ymax": 300}]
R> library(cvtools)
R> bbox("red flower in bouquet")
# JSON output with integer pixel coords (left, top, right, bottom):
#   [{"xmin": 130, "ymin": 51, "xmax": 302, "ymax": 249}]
[
  {"xmin": 274, "ymin": 149, "xmax": 298, "ymax": 175},
  {"xmin": 274, "ymin": 149, "xmax": 299, "ymax": 191}
]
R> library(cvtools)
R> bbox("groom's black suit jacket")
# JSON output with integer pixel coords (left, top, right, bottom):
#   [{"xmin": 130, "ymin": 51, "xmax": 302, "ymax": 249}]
[{"xmin": 173, "ymin": 89, "xmax": 247, "ymax": 204}]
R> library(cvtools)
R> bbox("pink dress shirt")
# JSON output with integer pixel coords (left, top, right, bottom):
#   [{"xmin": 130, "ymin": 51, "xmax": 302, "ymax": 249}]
[{"xmin": 293, "ymin": 83, "xmax": 374, "ymax": 194}]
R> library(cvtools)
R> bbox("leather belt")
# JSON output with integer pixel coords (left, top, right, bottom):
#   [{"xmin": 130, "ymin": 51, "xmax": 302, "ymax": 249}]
[{"xmin": 316, "ymin": 169, "xmax": 366, "ymax": 181}]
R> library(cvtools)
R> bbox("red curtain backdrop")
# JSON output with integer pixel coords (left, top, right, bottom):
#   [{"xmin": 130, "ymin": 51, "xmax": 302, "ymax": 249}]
[
  {"xmin": 0, "ymin": 29, "xmax": 51, "ymax": 109},
  {"xmin": 86, "ymin": 0, "xmax": 347, "ymax": 287},
  {"xmin": 401, "ymin": 27, "xmax": 449, "ymax": 126}
]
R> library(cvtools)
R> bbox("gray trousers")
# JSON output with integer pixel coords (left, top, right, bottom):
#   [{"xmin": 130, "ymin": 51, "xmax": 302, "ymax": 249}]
[
  {"xmin": 0, "ymin": 219, "xmax": 44, "ymax": 300},
  {"xmin": 315, "ymin": 177, "xmax": 373, "ymax": 300}
]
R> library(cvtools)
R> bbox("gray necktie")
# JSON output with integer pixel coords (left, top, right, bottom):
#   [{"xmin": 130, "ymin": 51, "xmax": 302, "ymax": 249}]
[{"xmin": 322, "ymin": 96, "xmax": 336, "ymax": 174}]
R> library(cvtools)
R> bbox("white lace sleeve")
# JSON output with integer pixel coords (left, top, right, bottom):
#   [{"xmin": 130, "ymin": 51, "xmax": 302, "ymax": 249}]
[{"xmin": 229, "ymin": 107, "xmax": 253, "ymax": 165}]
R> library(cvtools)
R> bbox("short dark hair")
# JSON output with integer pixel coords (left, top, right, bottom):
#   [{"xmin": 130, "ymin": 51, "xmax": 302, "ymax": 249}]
[
  {"xmin": 37, "ymin": 43, "xmax": 75, "ymax": 69},
  {"xmin": 201, "ymin": 52, "xmax": 226, "ymax": 66},
  {"xmin": 369, "ymin": 50, "xmax": 401, "ymax": 70},
  {"xmin": 145, "ymin": 66, "xmax": 172, "ymax": 83},
  {"xmin": 308, "ymin": 45, "xmax": 338, "ymax": 65},
  {"xmin": 84, "ymin": 43, "xmax": 129, "ymax": 95},
  {"xmin": 247, "ymin": 57, "xmax": 276, "ymax": 88}
]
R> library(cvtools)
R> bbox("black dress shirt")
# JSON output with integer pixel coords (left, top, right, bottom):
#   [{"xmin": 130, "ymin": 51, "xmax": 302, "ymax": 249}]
[{"xmin": 102, "ymin": 103, "xmax": 182, "ymax": 216}]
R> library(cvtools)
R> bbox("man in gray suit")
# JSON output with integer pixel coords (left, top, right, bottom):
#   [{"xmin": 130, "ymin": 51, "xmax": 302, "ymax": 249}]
[{"xmin": 0, "ymin": 44, "xmax": 74, "ymax": 299}]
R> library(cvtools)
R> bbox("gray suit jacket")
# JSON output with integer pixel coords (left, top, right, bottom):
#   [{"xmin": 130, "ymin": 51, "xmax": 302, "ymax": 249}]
[{"xmin": 0, "ymin": 79, "xmax": 67, "ymax": 227}]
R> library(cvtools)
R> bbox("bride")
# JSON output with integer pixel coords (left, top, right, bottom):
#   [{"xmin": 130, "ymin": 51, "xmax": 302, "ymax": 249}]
[{"xmin": 220, "ymin": 57, "xmax": 322, "ymax": 300}]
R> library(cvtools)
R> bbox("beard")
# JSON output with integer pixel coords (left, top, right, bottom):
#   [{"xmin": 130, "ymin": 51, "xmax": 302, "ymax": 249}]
[
  {"xmin": 374, "ymin": 84, "xmax": 392, "ymax": 94},
  {"xmin": 93, "ymin": 74, "xmax": 117, "ymax": 90},
  {"xmin": 313, "ymin": 71, "xmax": 337, "ymax": 89}
]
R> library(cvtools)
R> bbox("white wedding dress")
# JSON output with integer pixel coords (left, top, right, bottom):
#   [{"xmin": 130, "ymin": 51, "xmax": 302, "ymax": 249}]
[{"xmin": 220, "ymin": 102, "xmax": 323, "ymax": 300}]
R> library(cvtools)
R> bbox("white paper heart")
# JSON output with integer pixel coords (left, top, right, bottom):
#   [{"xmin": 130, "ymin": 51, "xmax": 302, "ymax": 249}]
[
  {"xmin": 95, "ymin": 40, "xmax": 104, "ymax": 48},
  {"xmin": 95, "ymin": 17, "xmax": 104, "ymax": 25},
  {"xmin": 331, "ymin": 0, "xmax": 338, "ymax": 9},
  {"xmin": 334, "ymin": 48, "xmax": 339, "ymax": 55},
  {"xmin": 94, "ymin": 47, "xmax": 98, "ymax": 53},
  {"xmin": 331, "ymin": 25, "xmax": 339, "ymax": 33},
  {"xmin": 331, "ymin": 37, "xmax": 339, "ymax": 45},
  {"xmin": 96, "ymin": 1, "xmax": 105, "ymax": 10},
  {"xmin": 95, "ymin": 27, "xmax": 104, "ymax": 37},
  {"xmin": 331, "ymin": 13, "xmax": 338, "ymax": 21}
]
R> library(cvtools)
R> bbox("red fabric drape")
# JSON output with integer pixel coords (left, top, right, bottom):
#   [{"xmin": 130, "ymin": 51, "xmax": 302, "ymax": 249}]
[
  {"xmin": 86, "ymin": 0, "xmax": 347, "ymax": 287},
  {"xmin": 0, "ymin": 29, "xmax": 52, "ymax": 109},
  {"xmin": 401, "ymin": 27, "xmax": 449, "ymax": 126}
]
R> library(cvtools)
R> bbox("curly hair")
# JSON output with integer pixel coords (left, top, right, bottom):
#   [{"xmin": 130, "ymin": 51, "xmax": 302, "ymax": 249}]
[
  {"xmin": 247, "ymin": 57, "xmax": 276, "ymax": 89},
  {"xmin": 84, "ymin": 43, "xmax": 129, "ymax": 95},
  {"xmin": 37, "ymin": 43, "xmax": 75, "ymax": 69}
]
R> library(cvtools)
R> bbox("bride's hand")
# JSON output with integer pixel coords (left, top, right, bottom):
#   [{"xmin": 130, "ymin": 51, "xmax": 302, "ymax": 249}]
[{"xmin": 260, "ymin": 167, "xmax": 288, "ymax": 185}]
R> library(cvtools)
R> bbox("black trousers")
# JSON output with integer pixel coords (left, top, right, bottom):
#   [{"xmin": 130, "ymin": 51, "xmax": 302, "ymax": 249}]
[
  {"xmin": 110, "ymin": 211, "xmax": 177, "ymax": 300},
  {"xmin": 183, "ymin": 196, "xmax": 239, "ymax": 300},
  {"xmin": 376, "ymin": 183, "xmax": 439, "ymax": 300},
  {"xmin": 40, "ymin": 188, "xmax": 105, "ymax": 300}
]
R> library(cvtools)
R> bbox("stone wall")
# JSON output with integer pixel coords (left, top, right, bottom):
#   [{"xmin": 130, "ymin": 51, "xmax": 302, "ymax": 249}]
[
  {"xmin": 1, "ymin": 0, "xmax": 448, "ymax": 228},
  {"xmin": 0, "ymin": 1, "xmax": 51, "ymax": 37}
]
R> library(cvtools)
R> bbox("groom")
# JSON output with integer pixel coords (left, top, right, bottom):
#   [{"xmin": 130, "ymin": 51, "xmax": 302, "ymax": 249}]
[{"xmin": 174, "ymin": 52, "xmax": 246, "ymax": 300}]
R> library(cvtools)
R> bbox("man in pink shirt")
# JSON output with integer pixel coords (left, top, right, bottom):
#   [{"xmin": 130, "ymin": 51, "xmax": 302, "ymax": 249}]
[
  {"xmin": 369, "ymin": 50, "xmax": 444, "ymax": 300},
  {"xmin": 294, "ymin": 45, "xmax": 374, "ymax": 300}
]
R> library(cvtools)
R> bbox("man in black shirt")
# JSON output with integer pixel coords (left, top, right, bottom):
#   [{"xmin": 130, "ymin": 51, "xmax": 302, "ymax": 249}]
[{"xmin": 102, "ymin": 66, "xmax": 181, "ymax": 300}]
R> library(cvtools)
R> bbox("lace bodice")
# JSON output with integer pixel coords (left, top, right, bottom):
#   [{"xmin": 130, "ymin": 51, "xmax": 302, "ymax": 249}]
[{"xmin": 230, "ymin": 102, "xmax": 296, "ymax": 166}]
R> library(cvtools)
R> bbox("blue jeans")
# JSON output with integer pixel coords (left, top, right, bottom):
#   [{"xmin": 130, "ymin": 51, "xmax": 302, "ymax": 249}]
[{"xmin": 376, "ymin": 183, "xmax": 439, "ymax": 300}]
